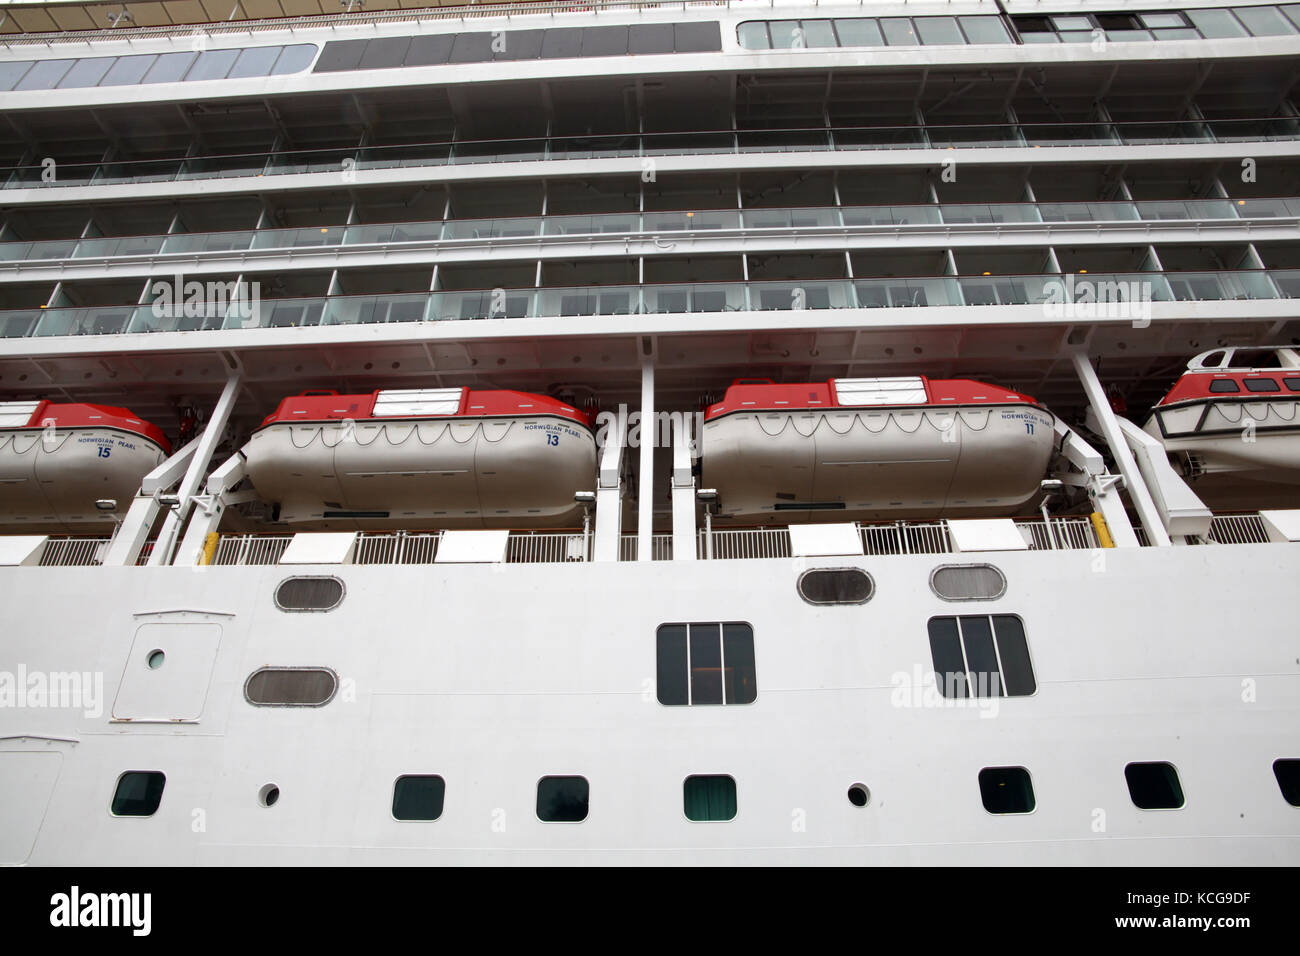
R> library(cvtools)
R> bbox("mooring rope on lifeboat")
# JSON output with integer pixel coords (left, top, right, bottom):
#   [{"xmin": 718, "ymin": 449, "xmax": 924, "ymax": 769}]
[{"xmin": 750, "ymin": 408, "xmax": 997, "ymax": 439}]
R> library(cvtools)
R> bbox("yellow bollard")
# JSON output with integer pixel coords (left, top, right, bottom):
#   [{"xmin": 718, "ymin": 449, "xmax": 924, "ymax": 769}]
[{"xmin": 1089, "ymin": 512, "xmax": 1115, "ymax": 549}]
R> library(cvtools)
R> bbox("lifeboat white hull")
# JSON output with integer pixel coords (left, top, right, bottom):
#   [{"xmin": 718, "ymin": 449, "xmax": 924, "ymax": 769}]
[
  {"xmin": 1143, "ymin": 398, "xmax": 1300, "ymax": 508},
  {"xmin": 0, "ymin": 427, "xmax": 167, "ymax": 533},
  {"xmin": 701, "ymin": 405, "xmax": 1056, "ymax": 523},
  {"xmin": 244, "ymin": 416, "xmax": 598, "ymax": 529}
]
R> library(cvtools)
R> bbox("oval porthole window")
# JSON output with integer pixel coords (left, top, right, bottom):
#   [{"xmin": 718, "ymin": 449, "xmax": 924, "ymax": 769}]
[
  {"xmin": 146, "ymin": 650, "xmax": 165, "ymax": 670},
  {"xmin": 930, "ymin": 564, "xmax": 1007, "ymax": 602},
  {"xmin": 274, "ymin": 576, "xmax": 345, "ymax": 612},
  {"xmin": 797, "ymin": 568, "xmax": 874, "ymax": 606},
  {"xmin": 244, "ymin": 667, "xmax": 339, "ymax": 707},
  {"xmin": 847, "ymin": 783, "xmax": 871, "ymax": 807},
  {"xmin": 259, "ymin": 784, "xmax": 280, "ymax": 808}
]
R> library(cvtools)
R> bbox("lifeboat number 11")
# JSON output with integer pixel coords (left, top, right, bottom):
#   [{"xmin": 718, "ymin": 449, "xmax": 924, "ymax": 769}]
[{"xmin": 1024, "ymin": 422, "xmax": 1035, "ymax": 435}]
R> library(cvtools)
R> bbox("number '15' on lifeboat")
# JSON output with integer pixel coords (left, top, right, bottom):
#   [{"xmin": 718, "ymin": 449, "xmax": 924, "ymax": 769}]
[
  {"xmin": 242, "ymin": 388, "xmax": 597, "ymax": 530},
  {"xmin": 699, "ymin": 376, "xmax": 1055, "ymax": 523},
  {"xmin": 0, "ymin": 399, "xmax": 171, "ymax": 533}
]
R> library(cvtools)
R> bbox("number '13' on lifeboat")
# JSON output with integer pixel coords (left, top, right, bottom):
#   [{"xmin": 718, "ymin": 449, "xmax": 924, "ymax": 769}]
[
  {"xmin": 699, "ymin": 377, "xmax": 1055, "ymax": 523},
  {"xmin": 242, "ymin": 388, "xmax": 598, "ymax": 529}
]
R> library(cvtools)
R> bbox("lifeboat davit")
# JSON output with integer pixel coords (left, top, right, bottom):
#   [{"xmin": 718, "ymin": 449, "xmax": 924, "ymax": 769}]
[
  {"xmin": 0, "ymin": 400, "xmax": 171, "ymax": 533},
  {"xmin": 699, "ymin": 376, "xmax": 1056, "ymax": 523},
  {"xmin": 243, "ymin": 387, "xmax": 598, "ymax": 529},
  {"xmin": 1142, "ymin": 346, "xmax": 1300, "ymax": 509}
]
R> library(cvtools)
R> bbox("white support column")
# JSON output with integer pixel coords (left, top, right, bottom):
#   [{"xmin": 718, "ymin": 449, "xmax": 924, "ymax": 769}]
[
  {"xmin": 1051, "ymin": 419, "xmax": 1139, "ymax": 548},
  {"xmin": 592, "ymin": 405, "xmax": 626, "ymax": 562},
  {"xmin": 1071, "ymin": 352, "xmax": 1171, "ymax": 547},
  {"xmin": 101, "ymin": 441, "xmax": 201, "ymax": 566},
  {"xmin": 637, "ymin": 358, "xmax": 655, "ymax": 561},
  {"xmin": 172, "ymin": 452, "xmax": 249, "ymax": 567},
  {"xmin": 670, "ymin": 413, "xmax": 696, "ymax": 561},
  {"xmin": 1112, "ymin": 415, "xmax": 1212, "ymax": 541},
  {"xmin": 148, "ymin": 372, "xmax": 242, "ymax": 566}
]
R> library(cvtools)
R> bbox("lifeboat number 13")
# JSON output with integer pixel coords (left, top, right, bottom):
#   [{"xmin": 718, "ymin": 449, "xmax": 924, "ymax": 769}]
[{"xmin": 545, "ymin": 434, "xmax": 559, "ymax": 446}]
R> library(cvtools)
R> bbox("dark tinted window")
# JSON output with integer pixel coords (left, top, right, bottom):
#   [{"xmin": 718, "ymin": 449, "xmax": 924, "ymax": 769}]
[
  {"xmin": 1244, "ymin": 377, "xmax": 1281, "ymax": 392},
  {"xmin": 721, "ymin": 623, "xmax": 757, "ymax": 704},
  {"xmin": 1274, "ymin": 759, "xmax": 1300, "ymax": 806},
  {"xmin": 636, "ymin": 23, "xmax": 678, "ymax": 53},
  {"xmin": 497, "ymin": 29, "xmax": 543, "ymax": 60},
  {"xmin": 275, "ymin": 576, "xmax": 344, "ymax": 611},
  {"xmin": 1208, "ymin": 378, "xmax": 1240, "ymax": 393},
  {"xmin": 111, "ymin": 771, "xmax": 165, "ymax": 817},
  {"xmin": 541, "ymin": 29, "xmax": 584, "ymax": 58},
  {"xmin": 931, "ymin": 564, "xmax": 1006, "ymax": 601},
  {"xmin": 449, "ymin": 33, "xmax": 494, "ymax": 63},
  {"xmin": 314, "ymin": 38, "xmax": 368, "ymax": 72},
  {"xmin": 674, "ymin": 22, "xmax": 723, "ymax": 52},
  {"xmin": 1125, "ymin": 762, "xmax": 1185, "ymax": 809},
  {"xmin": 244, "ymin": 667, "xmax": 338, "ymax": 706},
  {"xmin": 656, "ymin": 624, "xmax": 689, "ymax": 705},
  {"xmin": 684, "ymin": 775, "xmax": 736, "ymax": 821},
  {"xmin": 658, "ymin": 622, "xmax": 755, "ymax": 705},
  {"xmin": 690, "ymin": 624, "xmax": 724, "ymax": 704},
  {"xmin": 360, "ymin": 37, "xmax": 411, "ymax": 70},
  {"xmin": 928, "ymin": 615, "xmax": 1034, "ymax": 698},
  {"xmin": 392, "ymin": 775, "xmax": 445, "ymax": 820},
  {"xmin": 797, "ymin": 568, "xmax": 873, "ymax": 605},
  {"xmin": 582, "ymin": 25, "xmax": 629, "ymax": 56},
  {"xmin": 405, "ymin": 34, "xmax": 453, "ymax": 66},
  {"xmin": 537, "ymin": 776, "xmax": 588, "ymax": 822},
  {"xmin": 979, "ymin": 767, "xmax": 1035, "ymax": 814},
  {"xmin": 1284, "ymin": 377, "xmax": 1300, "ymax": 392}
]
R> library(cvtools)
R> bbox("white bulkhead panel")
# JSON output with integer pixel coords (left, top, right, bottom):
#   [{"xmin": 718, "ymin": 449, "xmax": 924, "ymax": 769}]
[
  {"xmin": 0, "ymin": 751, "xmax": 63, "ymax": 864},
  {"xmin": 111, "ymin": 623, "xmax": 222, "ymax": 722}
]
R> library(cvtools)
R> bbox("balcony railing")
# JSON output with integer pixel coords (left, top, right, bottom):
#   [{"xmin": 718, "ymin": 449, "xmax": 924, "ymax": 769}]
[
  {"xmin": 2, "ymin": 268, "xmax": 1293, "ymax": 340},
  {"xmin": 3, "ymin": 117, "xmax": 1298, "ymax": 192},
  {"xmin": 5, "ymin": 197, "xmax": 1298, "ymax": 267}
]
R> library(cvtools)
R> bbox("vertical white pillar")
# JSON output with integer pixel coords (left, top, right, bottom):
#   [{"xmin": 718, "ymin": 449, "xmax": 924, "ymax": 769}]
[
  {"xmin": 592, "ymin": 406, "xmax": 625, "ymax": 562},
  {"xmin": 638, "ymin": 358, "xmax": 655, "ymax": 561},
  {"xmin": 670, "ymin": 413, "xmax": 696, "ymax": 561}
]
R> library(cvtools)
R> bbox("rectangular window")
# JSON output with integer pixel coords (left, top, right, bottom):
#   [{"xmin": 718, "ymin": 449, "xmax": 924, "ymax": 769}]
[
  {"xmin": 959, "ymin": 16, "xmax": 1012, "ymax": 44},
  {"xmin": 228, "ymin": 46, "xmax": 283, "ymax": 79},
  {"xmin": 656, "ymin": 622, "xmax": 756, "ymax": 705},
  {"xmin": 56, "ymin": 56, "xmax": 115, "ymax": 88},
  {"xmin": 185, "ymin": 49, "xmax": 239, "ymax": 82},
  {"xmin": 684, "ymin": 775, "xmax": 736, "ymax": 821},
  {"xmin": 1235, "ymin": 4, "xmax": 1297, "ymax": 35},
  {"xmin": 927, "ymin": 615, "xmax": 1035, "ymax": 698},
  {"xmin": 14, "ymin": 59, "xmax": 74, "ymax": 91},
  {"xmin": 800, "ymin": 19, "xmax": 837, "ymax": 48},
  {"xmin": 143, "ymin": 52, "xmax": 198, "ymax": 83},
  {"xmin": 392, "ymin": 775, "xmax": 445, "ymax": 820},
  {"xmin": 881, "ymin": 18, "xmax": 919, "ymax": 45},
  {"xmin": 1187, "ymin": 9, "xmax": 1249, "ymax": 38},
  {"xmin": 111, "ymin": 771, "xmax": 166, "ymax": 817},
  {"xmin": 1139, "ymin": 12, "xmax": 1189, "ymax": 29},
  {"xmin": 100, "ymin": 54, "xmax": 156, "ymax": 86},
  {"xmin": 835, "ymin": 19, "xmax": 884, "ymax": 47},
  {"xmin": 769, "ymin": 20, "xmax": 802, "ymax": 49},
  {"xmin": 916, "ymin": 17, "xmax": 966, "ymax": 45}
]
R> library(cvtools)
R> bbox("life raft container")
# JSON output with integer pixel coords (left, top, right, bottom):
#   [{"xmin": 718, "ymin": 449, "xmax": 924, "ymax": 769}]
[
  {"xmin": 1142, "ymin": 347, "xmax": 1300, "ymax": 509},
  {"xmin": 242, "ymin": 387, "xmax": 598, "ymax": 529},
  {"xmin": 0, "ymin": 400, "xmax": 171, "ymax": 533},
  {"xmin": 699, "ymin": 377, "xmax": 1056, "ymax": 523}
]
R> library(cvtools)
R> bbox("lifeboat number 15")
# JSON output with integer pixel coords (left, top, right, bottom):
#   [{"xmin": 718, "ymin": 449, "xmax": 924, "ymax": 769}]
[{"xmin": 97, "ymin": 445, "xmax": 112, "ymax": 458}]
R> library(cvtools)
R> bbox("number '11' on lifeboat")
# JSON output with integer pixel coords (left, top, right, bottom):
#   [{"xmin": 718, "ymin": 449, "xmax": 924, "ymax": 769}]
[
  {"xmin": 699, "ymin": 377, "xmax": 1056, "ymax": 523},
  {"xmin": 242, "ymin": 388, "xmax": 598, "ymax": 529}
]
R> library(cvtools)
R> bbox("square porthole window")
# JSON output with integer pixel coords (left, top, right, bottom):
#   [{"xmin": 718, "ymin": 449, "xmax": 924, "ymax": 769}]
[
  {"xmin": 979, "ymin": 767, "xmax": 1035, "ymax": 814},
  {"xmin": 111, "ymin": 771, "xmax": 165, "ymax": 817},
  {"xmin": 392, "ymin": 775, "xmax": 446, "ymax": 821},
  {"xmin": 927, "ymin": 615, "xmax": 1035, "ymax": 698},
  {"xmin": 1273, "ymin": 759, "xmax": 1300, "ymax": 806},
  {"xmin": 1125, "ymin": 762, "xmax": 1185, "ymax": 809},
  {"xmin": 684, "ymin": 775, "xmax": 736, "ymax": 821},
  {"xmin": 536, "ymin": 775, "xmax": 588, "ymax": 822},
  {"xmin": 656, "ymin": 622, "xmax": 756, "ymax": 705}
]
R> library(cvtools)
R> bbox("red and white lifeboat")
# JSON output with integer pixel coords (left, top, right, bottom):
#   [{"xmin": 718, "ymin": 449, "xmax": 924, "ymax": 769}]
[
  {"xmin": 0, "ymin": 400, "xmax": 171, "ymax": 533},
  {"xmin": 700, "ymin": 377, "xmax": 1056, "ymax": 523},
  {"xmin": 1142, "ymin": 346, "xmax": 1300, "ymax": 508},
  {"xmin": 243, "ymin": 387, "xmax": 598, "ymax": 529}
]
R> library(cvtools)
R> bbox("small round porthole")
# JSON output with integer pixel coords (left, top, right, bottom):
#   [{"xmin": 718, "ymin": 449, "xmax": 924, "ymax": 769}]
[
  {"xmin": 259, "ymin": 784, "xmax": 280, "ymax": 808},
  {"xmin": 274, "ymin": 576, "xmax": 345, "ymax": 613},
  {"xmin": 848, "ymin": 784, "xmax": 871, "ymax": 808},
  {"xmin": 797, "ymin": 568, "xmax": 874, "ymax": 606},
  {"xmin": 930, "ymin": 564, "xmax": 1007, "ymax": 602},
  {"xmin": 146, "ymin": 650, "xmax": 165, "ymax": 670}
]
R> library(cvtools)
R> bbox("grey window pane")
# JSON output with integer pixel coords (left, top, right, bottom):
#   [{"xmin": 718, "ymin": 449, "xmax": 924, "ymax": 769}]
[
  {"xmin": 881, "ymin": 18, "xmax": 919, "ymax": 45},
  {"xmin": 404, "ymin": 34, "xmax": 453, "ymax": 66},
  {"xmin": 801, "ymin": 19, "xmax": 837, "ymax": 48},
  {"xmin": 1139, "ymin": 12, "xmax": 1187, "ymax": 28},
  {"xmin": 57, "ymin": 56, "xmax": 115, "ymax": 88},
  {"xmin": 15, "ymin": 59, "xmax": 74, "ymax": 91},
  {"xmin": 722, "ymin": 623, "xmax": 756, "ymax": 704},
  {"xmin": 100, "ymin": 54, "xmax": 156, "ymax": 86},
  {"xmin": 1051, "ymin": 15, "xmax": 1093, "ymax": 30},
  {"xmin": 1107, "ymin": 29, "xmax": 1152, "ymax": 41},
  {"xmin": 228, "ymin": 45, "xmax": 282, "ymax": 79},
  {"xmin": 1237, "ymin": 5, "xmax": 1296, "ymax": 34},
  {"xmin": 992, "ymin": 616, "xmax": 1035, "ymax": 696},
  {"xmin": 835, "ymin": 19, "xmax": 883, "ymax": 46},
  {"xmin": 541, "ymin": 28, "xmax": 583, "ymax": 58},
  {"xmin": 630, "ymin": 23, "xmax": 674, "ymax": 53},
  {"xmin": 737, "ymin": 22, "xmax": 770, "ymax": 49},
  {"xmin": 917, "ymin": 16, "xmax": 965, "ymax": 44},
  {"xmin": 449, "ymin": 33, "xmax": 493, "ymax": 63},
  {"xmin": 359, "ymin": 36, "xmax": 411, "ymax": 70},
  {"xmin": 1154, "ymin": 28, "xmax": 1200, "ymax": 40},
  {"xmin": 1020, "ymin": 33, "xmax": 1060, "ymax": 43},
  {"xmin": 270, "ymin": 45, "xmax": 316, "ymax": 75},
  {"xmin": 1187, "ymin": 9, "xmax": 1248, "ymax": 37},
  {"xmin": 927, "ymin": 617, "xmax": 968, "ymax": 698},
  {"xmin": 656, "ymin": 624, "xmax": 688, "ymax": 705},
  {"xmin": 581, "ymin": 25, "xmax": 628, "ymax": 56},
  {"xmin": 1059, "ymin": 31, "xmax": 1095, "ymax": 43},
  {"xmin": 960, "ymin": 616, "xmax": 1002, "ymax": 697},
  {"xmin": 1285, "ymin": 5, "xmax": 1300, "ymax": 30},
  {"xmin": 689, "ymin": 622, "xmax": 723, "ymax": 705},
  {"xmin": 496, "ymin": 29, "xmax": 543, "ymax": 60},
  {"xmin": 0, "ymin": 61, "xmax": 33, "ymax": 92},
  {"xmin": 673, "ymin": 21, "xmax": 721, "ymax": 52},
  {"xmin": 143, "ymin": 52, "xmax": 197, "ymax": 83},
  {"xmin": 959, "ymin": 16, "xmax": 1011, "ymax": 43},
  {"xmin": 313, "ymin": 38, "xmax": 367, "ymax": 72},
  {"xmin": 770, "ymin": 20, "xmax": 802, "ymax": 49},
  {"xmin": 185, "ymin": 49, "xmax": 239, "ymax": 82}
]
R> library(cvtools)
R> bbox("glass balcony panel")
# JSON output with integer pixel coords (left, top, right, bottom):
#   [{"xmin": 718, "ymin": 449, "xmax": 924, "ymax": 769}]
[
  {"xmin": 343, "ymin": 224, "xmax": 398, "ymax": 245},
  {"xmin": 0, "ymin": 310, "xmax": 41, "ymax": 337},
  {"xmin": 27, "ymin": 239, "xmax": 79, "ymax": 259}
]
